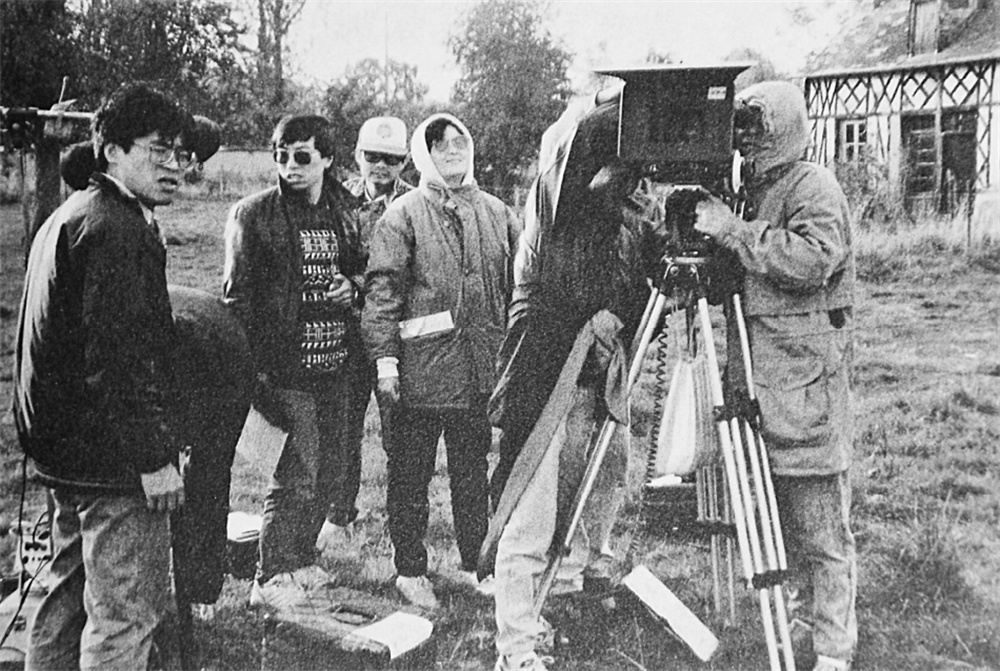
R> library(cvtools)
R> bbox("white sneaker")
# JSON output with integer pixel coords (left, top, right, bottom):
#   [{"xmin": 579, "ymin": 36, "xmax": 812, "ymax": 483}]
[
  {"xmin": 315, "ymin": 520, "xmax": 353, "ymax": 554},
  {"xmin": 193, "ymin": 603, "xmax": 215, "ymax": 622},
  {"xmin": 494, "ymin": 651, "xmax": 553, "ymax": 671},
  {"xmin": 395, "ymin": 575, "xmax": 440, "ymax": 611},
  {"xmin": 476, "ymin": 574, "xmax": 496, "ymax": 597}
]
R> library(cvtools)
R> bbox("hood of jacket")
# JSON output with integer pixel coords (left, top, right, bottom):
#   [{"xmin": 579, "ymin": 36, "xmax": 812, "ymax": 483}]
[
  {"xmin": 411, "ymin": 112, "xmax": 477, "ymax": 194},
  {"xmin": 736, "ymin": 81, "xmax": 811, "ymax": 176}
]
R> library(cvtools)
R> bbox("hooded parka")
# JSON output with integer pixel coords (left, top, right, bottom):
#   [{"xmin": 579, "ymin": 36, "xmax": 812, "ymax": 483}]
[
  {"xmin": 362, "ymin": 113, "xmax": 521, "ymax": 409},
  {"xmin": 717, "ymin": 81, "xmax": 857, "ymax": 476}
]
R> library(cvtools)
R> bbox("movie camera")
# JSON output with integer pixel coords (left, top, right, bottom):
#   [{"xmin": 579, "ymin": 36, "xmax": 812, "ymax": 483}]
[{"xmin": 597, "ymin": 63, "xmax": 754, "ymax": 276}]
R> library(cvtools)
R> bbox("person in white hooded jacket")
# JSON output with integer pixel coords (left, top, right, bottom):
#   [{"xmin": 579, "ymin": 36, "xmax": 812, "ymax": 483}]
[{"xmin": 362, "ymin": 113, "xmax": 521, "ymax": 610}]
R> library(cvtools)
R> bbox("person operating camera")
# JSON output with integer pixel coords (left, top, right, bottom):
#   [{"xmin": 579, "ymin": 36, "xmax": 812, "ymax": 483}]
[{"xmin": 694, "ymin": 81, "xmax": 857, "ymax": 671}]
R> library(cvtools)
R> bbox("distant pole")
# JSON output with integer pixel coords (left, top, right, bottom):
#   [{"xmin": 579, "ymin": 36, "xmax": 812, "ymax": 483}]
[{"xmin": 384, "ymin": 9, "xmax": 389, "ymax": 106}]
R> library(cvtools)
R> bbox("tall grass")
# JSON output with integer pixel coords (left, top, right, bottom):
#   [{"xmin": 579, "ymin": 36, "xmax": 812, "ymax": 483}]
[{"xmin": 855, "ymin": 215, "xmax": 1000, "ymax": 283}]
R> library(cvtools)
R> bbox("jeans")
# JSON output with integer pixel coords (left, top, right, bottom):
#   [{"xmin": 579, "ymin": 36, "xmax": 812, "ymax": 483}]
[
  {"xmin": 382, "ymin": 395, "xmax": 491, "ymax": 577},
  {"xmin": 774, "ymin": 472, "xmax": 858, "ymax": 662},
  {"xmin": 325, "ymin": 362, "xmax": 372, "ymax": 527},
  {"xmin": 27, "ymin": 490, "xmax": 174, "ymax": 671},
  {"xmin": 257, "ymin": 372, "xmax": 363, "ymax": 582},
  {"xmin": 494, "ymin": 386, "xmax": 627, "ymax": 657}
]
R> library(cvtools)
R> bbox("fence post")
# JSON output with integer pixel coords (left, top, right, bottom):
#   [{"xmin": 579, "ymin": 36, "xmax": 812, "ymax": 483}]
[{"xmin": 20, "ymin": 137, "xmax": 63, "ymax": 262}]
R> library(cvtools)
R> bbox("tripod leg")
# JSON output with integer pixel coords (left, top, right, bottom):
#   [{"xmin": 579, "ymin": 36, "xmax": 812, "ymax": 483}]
[
  {"xmin": 697, "ymin": 296, "xmax": 783, "ymax": 670},
  {"xmin": 706, "ymin": 466, "xmax": 722, "ymax": 616},
  {"xmin": 728, "ymin": 400, "xmax": 782, "ymax": 670},
  {"xmin": 732, "ymin": 294, "xmax": 795, "ymax": 669},
  {"xmin": 694, "ymin": 299, "xmax": 752, "ymax": 585},
  {"xmin": 722, "ymin": 468, "xmax": 736, "ymax": 626}
]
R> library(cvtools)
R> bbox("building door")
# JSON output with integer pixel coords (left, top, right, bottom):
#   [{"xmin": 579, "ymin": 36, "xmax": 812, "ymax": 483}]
[{"xmin": 901, "ymin": 113, "xmax": 936, "ymax": 215}]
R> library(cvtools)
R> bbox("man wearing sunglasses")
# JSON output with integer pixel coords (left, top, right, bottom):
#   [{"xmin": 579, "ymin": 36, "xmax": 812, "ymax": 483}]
[
  {"xmin": 315, "ymin": 116, "xmax": 413, "ymax": 555},
  {"xmin": 223, "ymin": 115, "xmax": 368, "ymax": 610},
  {"xmin": 15, "ymin": 82, "xmax": 194, "ymax": 670},
  {"xmin": 344, "ymin": 116, "xmax": 413, "ymax": 243}
]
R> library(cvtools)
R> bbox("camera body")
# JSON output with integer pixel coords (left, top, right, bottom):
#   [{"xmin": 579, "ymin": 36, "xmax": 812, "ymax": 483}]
[{"xmin": 597, "ymin": 64, "xmax": 752, "ymax": 262}]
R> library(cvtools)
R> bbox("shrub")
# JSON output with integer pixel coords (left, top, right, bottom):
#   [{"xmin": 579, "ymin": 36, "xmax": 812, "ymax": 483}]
[{"xmin": 835, "ymin": 151, "xmax": 910, "ymax": 230}]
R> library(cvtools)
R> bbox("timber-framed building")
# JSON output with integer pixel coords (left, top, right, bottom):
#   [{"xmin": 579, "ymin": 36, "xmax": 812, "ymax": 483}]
[{"xmin": 804, "ymin": 0, "xmax": 999, "ymax": 217}]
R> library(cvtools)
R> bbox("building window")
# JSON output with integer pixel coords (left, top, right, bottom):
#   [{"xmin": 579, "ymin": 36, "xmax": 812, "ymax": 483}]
[{"xmin": 837, "ymin": 118, "xmax": 867, "ymax": 162}]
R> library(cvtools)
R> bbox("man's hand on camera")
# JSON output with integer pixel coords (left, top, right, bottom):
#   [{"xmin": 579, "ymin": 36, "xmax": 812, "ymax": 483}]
[
  {"xmin": 694, "ymin": 194, "xmax": 744, "ymax": 243},
  {"xmin": 141, "ymin": 463, "xmax": 185, "ymax": 513},
  {"xmin": 376, "ymin": 375, "xmax": 400, "ymax": 405}
]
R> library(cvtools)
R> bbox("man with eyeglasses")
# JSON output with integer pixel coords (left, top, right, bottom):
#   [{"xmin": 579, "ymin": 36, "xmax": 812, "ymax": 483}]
[
  {"xmin": 14, "ymin": 82, "xmax": 195, "ymax": 670},
  {"xmin": 223, "ymin": 115, "xmax": 368, "ymax": 610},
  {"xmin": 315, "ymin": 116, "xmax": 413, "ymax": 555}
]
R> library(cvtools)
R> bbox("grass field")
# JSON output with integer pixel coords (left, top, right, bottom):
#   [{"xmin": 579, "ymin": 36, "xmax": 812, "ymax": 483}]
[{"xmin": 1, "ymin": 194, "xmax": 999, "ymax": 671}]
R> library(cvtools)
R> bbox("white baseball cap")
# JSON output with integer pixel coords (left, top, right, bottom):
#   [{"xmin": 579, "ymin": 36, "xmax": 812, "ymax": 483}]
[{"xmin": 356, "ymin": 116, "xmax": 408, "ymax": 156}]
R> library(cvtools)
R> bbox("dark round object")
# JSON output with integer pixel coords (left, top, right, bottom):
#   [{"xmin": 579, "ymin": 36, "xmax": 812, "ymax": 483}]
[
  {"xmin": 60, "ymin": 141, "xmax": 98, "ymax": 190},
  {"xmin": 184, "ymin": 115, "xmax": 222, "ymax": 163}
]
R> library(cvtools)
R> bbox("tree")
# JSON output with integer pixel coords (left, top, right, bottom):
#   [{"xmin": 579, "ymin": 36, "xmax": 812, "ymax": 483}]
[
  {"xmin": 449, "ymin": 0, "xmax": 572, "ymax": 201},
  {"xmin": 323, "ymin": 58, "xmax": 433, "ymax": 172},
  {"xmin": 250, "ymin": 0, "xmax": 306, "ymax": 107},
  {"xmin": 2, "ymin": 0, "xmax": 265, "ymax": 143},
  {"xmin": 67, "ymin": 0, "xmax": 251, "ymax": 115},
  {"xmin": 645, "ymin": 49, "xmax": 675, "ymax": 65},
  {"xmin": 0, "ymin": 0, "xmax": 77, "ymax": 108},
  {"xmin": 723, "ymin": 48, "xmax": 782, "ymax": 91}
]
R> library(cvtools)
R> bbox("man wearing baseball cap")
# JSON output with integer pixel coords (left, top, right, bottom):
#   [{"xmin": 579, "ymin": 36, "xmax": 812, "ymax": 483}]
[
  {"xmin": 344, "ymin": 116, "xmax": 413, "ymax": 244},
  {"xmin": 316, "ymin": 115, "xmax": 413, "ymax": 554}
]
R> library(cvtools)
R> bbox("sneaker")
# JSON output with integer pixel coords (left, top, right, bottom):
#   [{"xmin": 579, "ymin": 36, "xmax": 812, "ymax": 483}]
[
  {"xmin": 395, "ymin": 575, "xmax": 440, "ymax": 611},
  {"xmin": 494, "ymin": 651, "xmax": 554, "ymax": 671},
  {"xmin": 549, "ymin": 574, "xmax": 583, "ymax": 596},
  {"xmin": 249, "ymin": 565, "xmax": 335, "ymax": 611},
  {"xmin": 453, "ymin": 570, "xmax": 496, "ymax": 597},
  {"xmin": 477, "ymin": 574, "xmax": 496, "ymax": 597},
  {"xmin": 536, "ymin": 616, "xmax": 556, "ymax": 653},
  {"xmin": 315, "ymin": 520, "xmax": 353, "ymax": 554},
  {"xmin": 813, "ymin": 656, "xmax": 851, "ymax": 671},
  {"xmin": 193, "ymin": 603, "xmax": 215, "ymax": 622}
]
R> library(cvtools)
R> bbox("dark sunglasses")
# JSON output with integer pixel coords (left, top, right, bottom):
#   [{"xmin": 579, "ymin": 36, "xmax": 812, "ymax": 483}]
[
  {"xmin": 274, "ymin": 148, "xmax": 317, "ymax": 166},
  {"xmin": 363, "ymin": 151, "xmax": 405, "ymax": 166}
]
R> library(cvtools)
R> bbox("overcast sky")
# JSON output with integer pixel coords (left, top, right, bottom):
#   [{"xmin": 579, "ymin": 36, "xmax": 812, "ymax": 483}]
[{"xmin": 287, "ymin": 0, "xmax": 853, "ymax": 100}]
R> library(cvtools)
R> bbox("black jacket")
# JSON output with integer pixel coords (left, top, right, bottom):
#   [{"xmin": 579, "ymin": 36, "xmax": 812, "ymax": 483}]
[
  {"xmin": 222, "ymin": 176, "xmax": 366, "ymax": 387},
  {"xmin": 14, "ymin": 174, "xmax": 178, "ymax": 492}
]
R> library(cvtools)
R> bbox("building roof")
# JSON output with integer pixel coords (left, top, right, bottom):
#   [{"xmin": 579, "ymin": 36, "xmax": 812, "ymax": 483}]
[{"xmin": 806, "ymin": 0, "xmax": 1000, "ymax": 78}]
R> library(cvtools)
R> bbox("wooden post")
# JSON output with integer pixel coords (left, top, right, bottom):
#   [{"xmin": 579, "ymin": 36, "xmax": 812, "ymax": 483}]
[{"xmin": 20, "ymin": 137, "xmax": 63, "ymax": 262}]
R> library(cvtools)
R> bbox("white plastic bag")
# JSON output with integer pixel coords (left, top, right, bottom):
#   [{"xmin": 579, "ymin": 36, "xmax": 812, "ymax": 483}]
[{"xmin": 653, "ymin": 354, "xmax": 717, "ymax": 477}]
